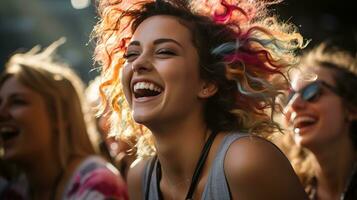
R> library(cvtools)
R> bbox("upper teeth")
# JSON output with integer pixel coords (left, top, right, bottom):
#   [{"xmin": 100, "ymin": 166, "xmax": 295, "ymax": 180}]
[
  {"xmin": 133, "ymin": 82, "xmax": 162, "ymax": 93},
  {"xmin": 292, "ymin": 116, "xmax": 316, "ymax": 127}
]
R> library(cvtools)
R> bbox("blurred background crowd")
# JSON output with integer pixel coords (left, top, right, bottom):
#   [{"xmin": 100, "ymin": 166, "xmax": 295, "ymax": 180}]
[{"xmin": 1, "ymin": 0, "xmax": 356, "ymax": 81}]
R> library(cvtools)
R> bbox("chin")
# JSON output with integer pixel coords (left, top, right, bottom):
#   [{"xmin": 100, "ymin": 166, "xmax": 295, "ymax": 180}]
[
  {"xmin": 132, "ymin": 105, "xmax": 161, "ymax": 122},
  {"xmin": 133, "ymin": 112, "xmax": 152, "ymax": 125},
  {"xmin": 298, "ymin": 137, "xmax": 320, "ymax": 151},
  {"xmin": 133, "ymin": 116, "xmax": 145, "ymax": 125},
  {"xmin": 133, "ymin": 114, "xmax": 164, "ymax": 131}
]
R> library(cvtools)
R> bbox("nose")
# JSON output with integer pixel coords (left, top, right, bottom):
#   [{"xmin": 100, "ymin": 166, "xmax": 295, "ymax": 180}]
[
  {"xmin": 289, "ymin": 93, "xmax": 307, "ymax": 110},
  {"xmin": 131, "ymin": 53, "xmax": 153, "ymax": 73},
  {"xmin": 284, "ymin": 93, "xmax": 306, "ymax": 119},
  {"xmin": 0, "ymin": 102, "xmax": 10, "ymax": 121}
]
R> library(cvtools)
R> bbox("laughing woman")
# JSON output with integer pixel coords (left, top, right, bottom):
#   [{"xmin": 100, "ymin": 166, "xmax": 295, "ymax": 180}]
[
  {"xmin": 282, "ymin": 42, "xmax": 357, "ymax": 199},
  {"xmin": 0, "ymin": 40, "xmax": 128, "ymax": 200},
  {"xmin": 92, "ymin": 0, "xmax": 308, "ymax": 199}
]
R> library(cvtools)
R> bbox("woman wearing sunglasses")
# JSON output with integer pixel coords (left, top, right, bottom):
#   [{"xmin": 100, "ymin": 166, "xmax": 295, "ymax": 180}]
[{"xmin": 283, "ymin": 42, "xmax": 357, "ymax": 199}]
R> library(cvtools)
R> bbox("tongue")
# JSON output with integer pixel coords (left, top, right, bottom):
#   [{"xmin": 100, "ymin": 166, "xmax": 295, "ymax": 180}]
[
  {"xmin": 299, "ymin": 121, "xmax": 315, "ymax": 128},
  {"xmin": 134, "ymin": 89, "xmax": 160, "ymax": 98}
]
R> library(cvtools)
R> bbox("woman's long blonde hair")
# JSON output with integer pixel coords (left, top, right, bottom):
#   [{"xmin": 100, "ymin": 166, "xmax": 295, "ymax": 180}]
[{"xmin": 1, "ymin": 39, "xmax": 99, "ymax": 169}]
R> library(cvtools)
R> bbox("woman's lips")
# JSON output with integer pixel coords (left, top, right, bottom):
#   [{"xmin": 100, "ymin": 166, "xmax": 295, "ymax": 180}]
[
  {"xmin": 0, "ymin": 126, "xmax": 20, "ymax": 141},
  {"xmin": 132, "ymin": 80, "xmax": 163, "ymax": 99},
  {"xmin": 292, "ymin": 115, "xmax": 317, "ymax": 135}
]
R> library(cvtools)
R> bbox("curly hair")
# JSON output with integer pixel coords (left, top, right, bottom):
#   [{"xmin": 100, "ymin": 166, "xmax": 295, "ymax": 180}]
[{"xmin": 92, "ymin": 0, "xmax": 305, "ymax": 158}]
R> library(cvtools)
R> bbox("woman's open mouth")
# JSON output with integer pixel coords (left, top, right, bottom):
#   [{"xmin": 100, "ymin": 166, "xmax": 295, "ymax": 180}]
[
  {"xmin": 292, "ymin": 116, "xmax": 317, "ymax": 135},
  {"xmin": 0, "ymin": 126, "xmax": 20, "ymax": 142},
  {"xmin": 133, "ymin": 81, "xmax": 163, "ymax": 99}
]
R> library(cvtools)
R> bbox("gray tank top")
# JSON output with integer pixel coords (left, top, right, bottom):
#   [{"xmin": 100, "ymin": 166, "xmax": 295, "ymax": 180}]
[{"xmin": 142, "ymin": 133, "xmax": 249, "ymax": 200}]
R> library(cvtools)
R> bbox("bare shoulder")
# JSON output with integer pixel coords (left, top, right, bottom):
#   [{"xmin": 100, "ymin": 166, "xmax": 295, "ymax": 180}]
[
  {"xmin": 127, "ymin": 158, "xmax": 150, "ymax": 200},
  {"xmin": 225, "ymin": 136, "xmax": 289, "ymax": 170},
  {"xmin": 224, "ymin": 136, "xmax": 307, "ymax": 200}
]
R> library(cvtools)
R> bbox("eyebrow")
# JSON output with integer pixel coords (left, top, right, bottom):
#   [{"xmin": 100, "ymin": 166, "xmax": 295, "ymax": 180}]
[
  {"xmin": 128, "ymin": 41, "xmax": 140, "ymax": 47},
  {"xmin": 153, "ymin": 38, "xmax": 182, "ymax": 47},
  {"xmin": 128, "ymin": 38, "xmax": 183, "ymax": 48},
  {"xmin": 6, "ymin": 92, "xmax": 30, "ymax": 98}
]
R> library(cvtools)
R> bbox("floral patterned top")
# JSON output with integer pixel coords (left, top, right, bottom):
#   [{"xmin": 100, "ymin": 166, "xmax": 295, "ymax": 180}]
[{"xmin": 63, "ymin": 156, "xmax": 128, "ymax": 200}]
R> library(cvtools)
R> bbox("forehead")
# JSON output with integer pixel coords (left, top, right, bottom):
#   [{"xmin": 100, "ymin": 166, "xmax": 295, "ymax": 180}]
[
  {"xmin": 0, "ymin": 76, "xmax": 36, "ymax": 97},
  {"xmin": 131, "ymin": 15, "xmax": 192, "ymax": 45},
  {"xmin": 291, "ymin": 66, "xmax": 335, "ymax": 90},
  {"xmin": 0, "ymin": 76, "xmax": 24, "ymax": 92}
]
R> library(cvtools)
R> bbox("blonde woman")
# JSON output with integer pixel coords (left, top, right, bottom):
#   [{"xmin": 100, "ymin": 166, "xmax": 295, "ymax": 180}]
[
  {"xmin": 282, "ymin": 42, "xmax": 357, "ymax": 199},
  {"xmin": 0, "ymin": 40, "xmax": 128, "ymax": 200}
]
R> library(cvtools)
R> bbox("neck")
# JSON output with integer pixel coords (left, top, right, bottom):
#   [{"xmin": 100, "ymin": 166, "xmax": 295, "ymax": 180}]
[
  {"xmin": 156, "ymin": 124, "xmax": 209, "ymax": 180},
  {"xmin": 312, "ymin": 138, "xmax": 356, "ymax": 197},
  {"xmin": 21, "ymin": 153, "xmax": 63, "ymax": 200},
  {"xmin": 150, "ymin": 113, "xmax": 210, "ymax": 197}
]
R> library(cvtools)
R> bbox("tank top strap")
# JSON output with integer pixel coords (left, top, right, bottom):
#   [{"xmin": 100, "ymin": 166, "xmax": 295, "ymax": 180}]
[
  {"xmin": 202, "ymin": 132, "xmax": 250, "ymax": 200},
  {"xmin": 142, "ymin": 156, "xmax": 159, "ymax": 200},
  {"xmin": 142, "ymin": 132, "xmax": 250, "ymax": 200}
]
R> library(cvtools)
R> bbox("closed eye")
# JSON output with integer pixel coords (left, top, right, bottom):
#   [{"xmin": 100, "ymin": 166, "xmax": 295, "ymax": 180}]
[
  {"xmin": 156, "ymin": 49, "xmax": 177, "ymax": 57},
  {"xmin": 123, "ymin": 51, "xmax": 140, "ymax": 62},
  {"xmin": 11, "ymin": 97, "xmax": 28, "ymax": 106}
]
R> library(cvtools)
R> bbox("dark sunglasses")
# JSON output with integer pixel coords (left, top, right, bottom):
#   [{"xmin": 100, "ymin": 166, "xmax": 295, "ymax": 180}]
[{"xmin": 286, "ymin": 80, "xmax": 339, "ymax": 105}]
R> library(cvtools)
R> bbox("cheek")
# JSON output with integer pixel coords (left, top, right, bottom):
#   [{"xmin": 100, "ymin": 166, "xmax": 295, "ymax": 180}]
[
  {"xmin": 12, "ymin": 107, "xmax": 34, "ymax": 123},
  {"xmin": 161, "ymin": 61, "xmax": 200, "ymax": 87},
  {"xmin": 322, "ymin": 104, "xmax": 344, "ymax": 123},
  {"xmin": 318, "ymin": 100, "xmax": 346, "ymax": 130}
]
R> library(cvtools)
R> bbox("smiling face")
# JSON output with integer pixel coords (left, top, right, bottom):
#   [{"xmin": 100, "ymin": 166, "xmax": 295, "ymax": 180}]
[
  {"xmin": 0, "ymin": 76, "xmax": 54, "ymax": 163},
  {"xmin": 284, "ymin": 67, "xmax": 351, "ymax": 150},
  {"xmin": 121, "ymin": 15, "xmax": 210, "ymax": 129}
]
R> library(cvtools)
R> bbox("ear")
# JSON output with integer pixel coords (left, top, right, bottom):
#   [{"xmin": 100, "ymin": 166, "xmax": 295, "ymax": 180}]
[{"xmin": 198, "ymin": 81, "xmax": 218, "ymax": 98}]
